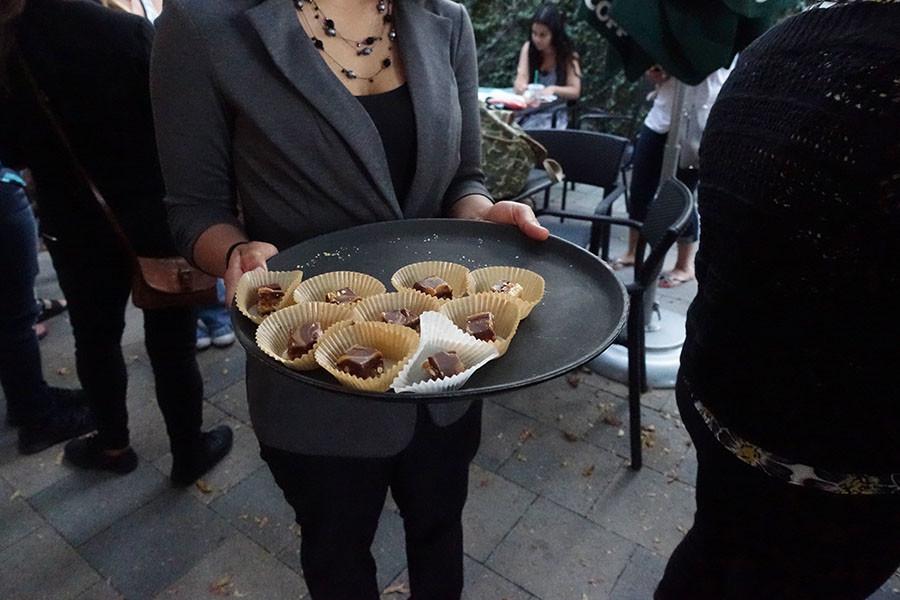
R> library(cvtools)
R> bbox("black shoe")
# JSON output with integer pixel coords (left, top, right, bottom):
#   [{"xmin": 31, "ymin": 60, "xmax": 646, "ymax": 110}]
[
  {"xmin": 63, "ymin": 434, "xmax": 138, "ymax": 475},
  {"xmin": 6, "ymin": 387, "xmax": 88, "ymax": 428},
  {"xmin": 170, "ymin": 425, "xmax": 233, "ymax": 486},
  {"xmin": 18, "ymin": 405, "xmax": 96, "ymax": 455}
]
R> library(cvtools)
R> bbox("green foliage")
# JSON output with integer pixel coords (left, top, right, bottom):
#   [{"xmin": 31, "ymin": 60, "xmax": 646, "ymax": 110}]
[{"xmin": 461, "ymin": 0, "xmax": 807, "ymax": 135}]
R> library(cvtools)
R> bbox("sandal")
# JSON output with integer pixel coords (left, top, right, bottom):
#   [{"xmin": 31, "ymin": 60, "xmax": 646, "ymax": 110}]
[
  {"xmin": 36, "ymin": 298, "xmax": 67, "ymax": 323},
  {"xmin": 658, "ymin": 271, "xmax": 695, "ymax": 289}
]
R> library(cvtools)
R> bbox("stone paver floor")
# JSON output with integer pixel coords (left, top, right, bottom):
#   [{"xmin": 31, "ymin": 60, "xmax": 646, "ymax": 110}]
[{"xmin": 2, "ymin": 186, "xmax": 898, "ymax": 599}]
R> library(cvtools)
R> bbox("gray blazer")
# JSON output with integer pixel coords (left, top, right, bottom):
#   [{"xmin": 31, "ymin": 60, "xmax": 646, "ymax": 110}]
[{"xmin": 151, "ymin": 0, "xmax": 489, "ymax": 457}]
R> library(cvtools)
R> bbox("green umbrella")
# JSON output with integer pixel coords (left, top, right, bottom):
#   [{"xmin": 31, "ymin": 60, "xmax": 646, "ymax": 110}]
[{"xmin": 578, "ymin": 0, "xmax": 795, "ymax": 85}]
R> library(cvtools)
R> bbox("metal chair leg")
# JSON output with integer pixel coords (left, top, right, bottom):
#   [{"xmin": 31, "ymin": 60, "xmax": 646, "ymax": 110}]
[{"xmin": 628, "ymin": 292, "xmax": 644, "ymax": 471}]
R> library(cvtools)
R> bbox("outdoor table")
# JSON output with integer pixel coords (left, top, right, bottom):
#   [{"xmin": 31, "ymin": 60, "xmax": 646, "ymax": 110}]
[{"xmin": 234, "ymin": 219, "xmax": 627, "ymax": 403}]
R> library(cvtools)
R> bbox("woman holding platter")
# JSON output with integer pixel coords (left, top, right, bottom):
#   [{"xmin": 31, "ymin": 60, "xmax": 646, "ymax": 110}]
[{"xmin": 151, "ymin": 0, "xmax": 547, "ymax": 597}]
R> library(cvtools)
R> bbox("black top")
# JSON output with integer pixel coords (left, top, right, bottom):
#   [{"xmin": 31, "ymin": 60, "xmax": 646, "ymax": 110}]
[
  {"xmin": 356, "ymin": 84, "xmax": 417, "ymax": 210},
  {"xmin": 0, "ymin": 0, "xmax": 173, "ymax": 256},
  {"xmin": 683, "ymin": 2, "xmax": 900, "ymax": 473}
]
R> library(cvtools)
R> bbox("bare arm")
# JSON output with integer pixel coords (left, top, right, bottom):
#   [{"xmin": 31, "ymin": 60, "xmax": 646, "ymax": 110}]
[{"xmin": 513, "ymin": 42, "xmax": 530, "ymax": 94}]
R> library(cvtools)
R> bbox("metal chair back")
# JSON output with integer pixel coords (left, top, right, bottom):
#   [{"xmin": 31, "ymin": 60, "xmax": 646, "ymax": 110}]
[
  {"xmin": 524, "ymin": 129, "xmax": 629, "ymax": 191},
  {"xmin": 634, "ymin": 178, "xmax": 694, "ymax": 294}
]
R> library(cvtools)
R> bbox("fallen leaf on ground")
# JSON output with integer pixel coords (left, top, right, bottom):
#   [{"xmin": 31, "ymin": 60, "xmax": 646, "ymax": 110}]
[
  {"xmin": 562, "ymin": 431, "xmax": 579, "ymax": 442},
  {"xmin": 382, "ymin": 582, "xmax": 409, "ymax": 595},
  {"xmin": 195, "ymin": 479, "xmax": 213, "ymax": 494},
  {"xmin": 617, "ymin": 428, "xmax": 625, "ymax": 437},
  {"xmin": 254, "ymin": 516, "xmax": 269, "ymax": 528},
  {"xmin": 56, "ymin": 367, "xmax": 70, "ymax": 376},
  {"xmin": 515, "ymin": 453, "xmax": 527, "ymax": 462},
  {"xmin": 566, "ymin": 373, "xmax": 581, "ymax": 388},
  {"xmin": 602, "ymin": 414, "xmax": 623, "ymax": 427},
  {"xmin": 478, "ymin": 478, "xmax": 491, "ymax": 488},
  {"xmin": 9, "ymin": 490, "xmax": 22, "ymax": 502},
  {"xmin": 582, "ymin": 464, "xmax": 595, "ymax": 477},
  {"xmin": 518, "ymin": 427, "xmax": 535, "ymax": 443},
  {"xmin": 209, "ymin": 575, "xmax": 234, "ymax": 596}
]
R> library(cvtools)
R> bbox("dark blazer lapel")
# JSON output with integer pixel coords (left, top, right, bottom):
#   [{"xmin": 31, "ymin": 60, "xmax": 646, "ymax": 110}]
[
  {"xmin": 245, "ymin": 0, "xmax": 401, "ymax": 217},
  {"xmin": 396, "ymin": 0, "xmax": 453, "ymax": 216}
]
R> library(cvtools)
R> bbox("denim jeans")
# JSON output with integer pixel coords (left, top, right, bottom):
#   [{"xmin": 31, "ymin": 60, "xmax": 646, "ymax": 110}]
[
  {"xmin": 0, "ymin": 168, "xmax": 52, "ymax": 425},
  {"xmin": 197, "ymin": 279, "xmax": 232, "ymax": 335},
  {"xmin": 627, "ymin": 125, "xmax": 700, "ymax": 242}
]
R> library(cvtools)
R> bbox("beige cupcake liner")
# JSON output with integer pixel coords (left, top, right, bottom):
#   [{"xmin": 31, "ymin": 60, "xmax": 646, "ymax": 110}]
[
  {"xmin": 390, "ymin": 261, "xmax": 471, "ymax": 305},
  {"xmin": 392, "ymin": 312, "xmax": 499, "ymax": 394},
  {"xmin": 235, "ymin": 269, "xmax": 303, "ymax": 324},
  {"xmin": 255, "ymin": 302, "xmax": 356, "ymax": 371},
  {"xmin": 351, "ymin": 291, "xmax": 441, "ymax": 328},
  {"xmin": 292, "ymin": 271, "xmax": 386, "ymax": 306},
  {"xmin": 315, "ymin": 321, "xmax": 419, "ymax": 392},
  {"xmin": 468, "ymin": 266, "xmax": 545, "ymax": 318},
  {"xmin": 439, "ymin": 293, "xmax": 522, "ymax": 357}
]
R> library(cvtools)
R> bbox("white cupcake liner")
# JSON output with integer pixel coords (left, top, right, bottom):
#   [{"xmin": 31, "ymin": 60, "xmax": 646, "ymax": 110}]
[
  {"xmin": 439, "ymin": 293, "xmax": 522, "ymax": 357},
  {"xmin": 315, "ymin": 321, "xmax": 419, "ymax": 392},
  {"xmin": 351, "ymin": 291, "xmax": 441, "ymax": 328},
  {"xmin": 391, "ymin": 311, "xmax": 499, "ymax": 394},
  {"xmin": 468, "ymin": 266, "xmax": 545, "ymax": 318},
  {"xmin": 255, "ymin": 302, "xmax": 355, "ymax": 371},
  {"xmin": 389, "ymin": 261, "xmax": 471, "ymax": 305},
  {"xmin": 293, "ymin": 271, "xmax": 386, "ymax": 306},
  {"xmin": 235, "ymin": 269, "xmax": 303, "ymax": 324}
]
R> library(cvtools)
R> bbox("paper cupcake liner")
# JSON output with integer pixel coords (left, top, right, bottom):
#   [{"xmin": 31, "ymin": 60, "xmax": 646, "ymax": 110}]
[
  {"xmin": 255, "ymin": 302, "xmax": 356, "ymax": 371},
  {"xmin": 293, "ymin": 271, "xmax": 386, "ymax": 306},
  {"xmin": 468, "ymin": 266, "xmax": 545, "ymax": 318},
  {"xmin": 439, "ymin": 293, "xmax": 522, "ymax": 357},
  {"xmin": 391, "ymin": 311, "xmax": 499, "ymax": 394},
  {"xmin": 351, "ymin": 291, "xmax": 441, "ymax": 329},
  {"xmin": 315, "ymin": 321, "xmax": 419, "ymax": 392},
  {"xmin": 235, "ymin": 269, "xmax": 303, "ymax": 324},
  {"xmin": 390, "ymin": 261, "xmax": 471, "ymax": 305}
]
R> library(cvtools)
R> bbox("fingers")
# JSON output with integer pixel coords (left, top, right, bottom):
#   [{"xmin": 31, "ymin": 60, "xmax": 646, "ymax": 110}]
[
  {"xmin": 224, "ymin": 242, "xmax": 279, "ymax": 307},
  {"xmin": 493, "ymin": 201, "xmax": 550, "ymax": 241}
]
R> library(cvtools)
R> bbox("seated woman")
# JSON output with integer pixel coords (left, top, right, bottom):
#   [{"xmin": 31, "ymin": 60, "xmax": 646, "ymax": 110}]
[{"xmin": 513, "ymin": 2, "xmax": 581, "ymax": 129}]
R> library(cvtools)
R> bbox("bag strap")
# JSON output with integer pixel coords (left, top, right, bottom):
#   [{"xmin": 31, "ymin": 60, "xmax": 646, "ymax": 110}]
[{"xmin": 15, "ymin": 50, "xmax": 140, "ymax": 265}]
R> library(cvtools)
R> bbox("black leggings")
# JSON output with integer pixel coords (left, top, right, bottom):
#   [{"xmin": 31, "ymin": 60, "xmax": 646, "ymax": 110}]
[
  {"xmin": 46, "ymin": 235, "xmax": 203, "ymax": 453},
  {"xmin": 655, "ymin": 376, "xmax": 900, "ymax": 599},
  {"xmin": 260, "ymin": 401, "xmax": 482, "ymax": 600}
]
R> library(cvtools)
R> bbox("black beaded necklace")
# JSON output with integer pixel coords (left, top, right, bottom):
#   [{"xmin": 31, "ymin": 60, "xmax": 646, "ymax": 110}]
[{"xmin": 294, "ymin": 0, "xmax": 397, "ymax": 82}]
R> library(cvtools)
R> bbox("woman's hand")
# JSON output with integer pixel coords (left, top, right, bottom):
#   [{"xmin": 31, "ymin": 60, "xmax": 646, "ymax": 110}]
[
  {"xmin": 451, "ymin": 195, "xmax": 549, "ymax": 241},
  {"xmin": 224, "ymin": 241, "xmax": 279, "ymax": 306}
]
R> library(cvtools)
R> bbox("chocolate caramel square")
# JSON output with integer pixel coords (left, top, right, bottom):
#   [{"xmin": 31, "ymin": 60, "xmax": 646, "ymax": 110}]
[
  {"xmin": 257, "ymin": 283, "xmax": 284, "ymax": 315},
  {"xmin": 336, "ymin": 344, "xmax": 384, "ymax": 379},
  {"xmin": 287, "ymin": 321, "xmax": 322, "ymax": 359},
  {"xmin": 422, "ymin": 351, "xmax": 465, "ymax": 380},
  {"xmin": 381, "ymin": 308, "xmax": 421, "ymax": 330},
  {"xmin": 465, "ymin": 311, "xmax": 496, "ymax": 342},
  {"xmin": 326, "ymin": 287, "xmax": 362, "ymax": 305},
  {"xmin": 413, "ymin": 275, "xmax": 452, "ymax": 299}
]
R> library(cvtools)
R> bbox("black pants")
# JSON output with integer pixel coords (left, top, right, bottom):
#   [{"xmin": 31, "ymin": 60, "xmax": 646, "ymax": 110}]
[
  {"xmin": 46, "ymin": 234, "xmax": 203, "ymax": 453},
  {"xmin": 260, "ymin": 401, "xmax": 482, "ymax": 600},
  {"xmin": 656, "ymin": 377, "xmax": 900, "ymax": 599}
]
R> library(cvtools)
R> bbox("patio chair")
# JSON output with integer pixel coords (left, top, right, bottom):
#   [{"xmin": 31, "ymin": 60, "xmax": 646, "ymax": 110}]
[
  {"xmin": 523, "ymin": 128, "xmax": 630, "ymax": 259},
  {"xmin": 540, "ymin": 178, "xmax": 693, "ymax": 470}
]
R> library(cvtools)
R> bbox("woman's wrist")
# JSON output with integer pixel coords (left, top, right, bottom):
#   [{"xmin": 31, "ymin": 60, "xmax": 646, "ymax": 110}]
[
  {"xmin": 225, "ymin": 240, "xmax": 251, "ymax": 270},
  {"xmin": 449, "ymin": 194, "xmax": 494, "ymax": 220}
]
